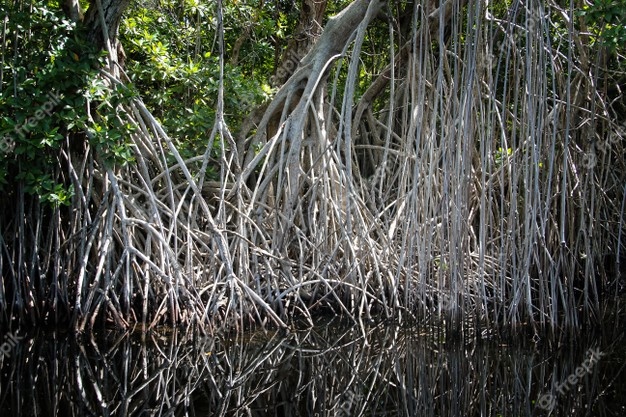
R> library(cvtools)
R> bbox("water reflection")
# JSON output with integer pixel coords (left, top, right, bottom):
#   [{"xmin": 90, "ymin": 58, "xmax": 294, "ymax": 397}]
[{"xmin": 0, "ymin": 319, "xmax": 624, "ymax": 416}]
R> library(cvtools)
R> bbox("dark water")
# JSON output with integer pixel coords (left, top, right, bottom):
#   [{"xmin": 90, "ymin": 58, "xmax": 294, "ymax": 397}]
[{"xmin": 0, "ymin": 315, "xmax": 625, "ymax": 416}]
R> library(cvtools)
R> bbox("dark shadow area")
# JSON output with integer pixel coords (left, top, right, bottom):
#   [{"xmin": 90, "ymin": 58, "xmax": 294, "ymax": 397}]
[{"xmin": 0, "ymin": 308, "xmax": 625, "ymax": 416}]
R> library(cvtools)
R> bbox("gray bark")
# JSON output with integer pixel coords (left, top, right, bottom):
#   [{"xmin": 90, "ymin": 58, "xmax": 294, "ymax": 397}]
[
  {"xmin": 61, "ymin": 0, "xmax": 84, "ymax": 22},
  {"xmin": 238, "ymin": 0, "xmax": 387, "ymax": 166},
  {"xmin": 82, "ymin": 0, "xmax": 130, "ymax": 56}
]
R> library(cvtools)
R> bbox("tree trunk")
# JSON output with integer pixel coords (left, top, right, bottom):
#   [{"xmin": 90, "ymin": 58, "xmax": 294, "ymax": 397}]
[
  {"xmin": 61, "ymin": 0, "xmax": 84, "ymax": 22},
  {"xmin": 271, "ymin": 0, "xmax": 328, "ymax": 87},
  {"xmin": 239, "ymin": 0, "xmax": 386, "ymax": 167},
  {"xmin": 264, "ymin": 0, "xmax": 328, "ymax": 175},
  {"xmin": 60, "ymin": 0, "xmax": 129, "ymax": 70},
  {"xmin": 82, "ymin": 0, "xmax": 129, "ymax": 48}
]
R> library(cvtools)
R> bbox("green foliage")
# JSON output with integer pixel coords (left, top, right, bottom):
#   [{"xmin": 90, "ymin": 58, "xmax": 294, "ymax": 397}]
[
  {"xmin": 120, "ymin": 0, "xmax": 276, "ymax": 164},
  {"xmin": 1, "ymin": 0, "xmax": 353, "ymax": 203},
  {"xmin": 494, "ymin": 147, "xmax": 512, "ymax": 167},
  {"xmin": 0, "ymin": 1, "xmax": 136, "ymax": 207},
  {"xmin": 580, "ymin": 0, "xmax": 626, "ymax": 51}
]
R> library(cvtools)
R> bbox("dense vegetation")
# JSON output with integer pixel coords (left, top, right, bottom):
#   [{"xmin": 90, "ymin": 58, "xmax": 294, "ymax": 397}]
[{"xmin": 0, "ymin": 0, "xmax": 624, "ymax": 333}]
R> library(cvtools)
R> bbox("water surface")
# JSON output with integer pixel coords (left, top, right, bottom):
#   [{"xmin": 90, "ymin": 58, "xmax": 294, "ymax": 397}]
[{"xmin": 1, "ymin": 316, "xmax": 625, "ymax": 416}]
